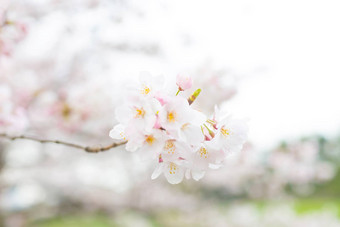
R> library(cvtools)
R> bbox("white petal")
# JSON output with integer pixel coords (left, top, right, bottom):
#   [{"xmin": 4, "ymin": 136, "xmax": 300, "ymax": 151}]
[
  {"xmin": 144, "ymin": 114, "xmax": 157, "ymax": 132},
  {"xmin": 207, "ymin": 146, "xmax": 226, "ymax": 163},
  {"xmin": 185, "ymin": 169, "xmax": 191, "ymax": 179},
  {"xmin": 206, "ymin": 134, "xmax": 225, "ymax": 150},
  {"xmin": 189, "ymin": 109, "xmax": 206, "ymax": 126},
  {"xmin": 191, "ymin": 169, "xmax": 206, "ymax": 181},
  {"xmin": 193, "ymin": 155, "xmax": 209, "ymax": 170},
  {"xmin": 109, "ymin": 124, "xmax": 126, "ymax": 140},
  {"xmin": 180, "ymin": 124, "xmax": 204, "ymax": 145},
  {"xmin": 138, "ymin": 144, "xmax": 159, "ymax": 161},
  {"xmin": 126, "ymin": 140, "xmax": 140, "ymax": 152},
  {"xmin": 151, "ymin": 163, "xmax": 164, "ymax": 180},
  {"xmin": 173, "ymin": 141, "xmax": 193, "ymax": 160},
  {"xmin": 164, "ymin": 163, "xmax": 185, "ymax": 184},
  {"xmin": 150, "ymin": 98, "xmax": 162, "ymax": 112},
  {"xmin": 209, "ymin": 163, "xmax": 223, "ymax": 169}
]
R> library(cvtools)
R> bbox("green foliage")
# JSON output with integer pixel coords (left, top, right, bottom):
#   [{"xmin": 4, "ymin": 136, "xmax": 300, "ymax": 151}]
[
  {"xmin": 294, "ymin": 199, "xmax": 340, "ymax": 217},
  {"xmin": 30, "ymin": 215, "xmax": 116, "ymax": 227}
]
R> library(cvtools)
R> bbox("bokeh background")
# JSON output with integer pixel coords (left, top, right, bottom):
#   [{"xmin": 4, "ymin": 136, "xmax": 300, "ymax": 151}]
[{"xmin": 1, "ymin": 0, "xmax": 340, "ymax": 226}]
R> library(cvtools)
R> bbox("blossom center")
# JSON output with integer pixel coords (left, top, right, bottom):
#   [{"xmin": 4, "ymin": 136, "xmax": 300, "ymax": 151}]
[
  {"xmin": 221, "ymin": 127, "xmax": 230, "ymax": 137},
  {"xmin": 141, "ymin": 85, "xmax": 151, "ymax": 95},
  {"xmin": 145, "ymin": 135, "xmax": 155, "ymax": 145},
  {"xmin": 62, "ymin": 103, "xmax": 72, "ymax": 119},
  {"xmin": 135, "ymin": 107, "xmax": 145, "ymax": 118},
  {"xmin": 119, "ymin": 132, "xmax": 127, "ymax": 141},
  {"xmin": 199, "ymin": 147, "xmax": 208, "ymax": 159},
  {"xmin": 169, "ymin": 162, "xmax": 177, "ymax": 174},
  {"xmin": 167, "ymin": 111, "xmax": 176, "ymax": 123},
  {"xmin": 164, "ymin": 140, "xmax": 176, "ymax": 154}
]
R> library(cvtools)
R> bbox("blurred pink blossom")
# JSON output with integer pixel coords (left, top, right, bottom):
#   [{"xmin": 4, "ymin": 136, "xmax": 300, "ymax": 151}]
[{"xmin": 176, "ymin": 74, "xmax": 193, "ymax": 91}]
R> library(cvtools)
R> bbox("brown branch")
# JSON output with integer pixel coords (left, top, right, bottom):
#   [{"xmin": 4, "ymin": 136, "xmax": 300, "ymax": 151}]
[{"xmin": 0, "ymin": 133, "xmax": 127, "ymax": 153}]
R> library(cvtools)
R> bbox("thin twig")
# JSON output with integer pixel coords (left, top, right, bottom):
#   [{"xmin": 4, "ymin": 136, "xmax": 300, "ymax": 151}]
[{"xmin": 0, "ymin": 133, "xmax": 127, "ymax": 153}]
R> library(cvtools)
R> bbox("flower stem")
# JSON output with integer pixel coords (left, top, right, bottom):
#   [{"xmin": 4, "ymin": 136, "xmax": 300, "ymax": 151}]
[{"xmin": 176, "ymin": 89, "xmax": 180, "ymax": 96}]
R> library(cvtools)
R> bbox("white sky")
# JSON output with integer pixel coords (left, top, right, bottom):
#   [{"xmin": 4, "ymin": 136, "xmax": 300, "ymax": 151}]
[{"xmin": 165, "ymin": 0, "xmax": 340, "ymax": 149}]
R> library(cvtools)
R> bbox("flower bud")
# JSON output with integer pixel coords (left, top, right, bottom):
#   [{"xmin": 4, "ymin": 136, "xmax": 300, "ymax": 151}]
[
  {"xmin": 176, "ymin": 74, "xmax": 193, "ymax": 91},
  {"xmin": 188, "ymin": 88, "xmax": 201, "ymax": 105}
]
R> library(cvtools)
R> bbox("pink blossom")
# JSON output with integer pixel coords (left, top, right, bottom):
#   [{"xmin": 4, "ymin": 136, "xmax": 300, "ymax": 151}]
[{"xmin": 176, "ymin": 74, "xmax": 193, "ymax": 91}]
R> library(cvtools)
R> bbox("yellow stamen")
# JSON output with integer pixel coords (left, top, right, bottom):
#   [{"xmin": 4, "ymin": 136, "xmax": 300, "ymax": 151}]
[
  {"xmin": 181, "ymin": 123, "xmax": 189, "ymax": 130},
  {"xmin": 135, "ymin": 108, "xmax": 145, "ymax": 118},
  {"xmin": 141, "ymin": 85, "xmax": 151, "ymax": 95},
  {"xmin": 221, "ymin": 127, "xmax": 230, "ymax": 137},
  {"xmin": 119, "ymin": 132, "xmax": 127, "ymax": 141},
  {"xmin": 164, "ymin": 140, "xmax": 176, "ymax": 154},
  {"xmin": 167, "ymin": 111, "xmax": 176, "ymax": 123},
  {"xmin": 206, "ymin": 119, "xmax": 216, "ymax": 125},
  {"xmin": 145, "ymin": 135, "xmax": 155, "ymax": 145},
  {"xmin": 62, "ymin": 103, "xmax": 72, "ymax": 119},
  {"xmin": 198, "ymin": 147, "xmax": 208, "ymax": 159},
  {"xmin": 169, "ymin": 162, "xmax": 177, "ymax": 174}
]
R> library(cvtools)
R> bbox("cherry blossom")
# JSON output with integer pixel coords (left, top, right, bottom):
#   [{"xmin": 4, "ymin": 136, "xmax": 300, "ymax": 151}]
[
  {"xmin": 128, "ymin": 72, "xmax": 165, "ymax": 99},
  {"xmin": 176, "ymin": 74, "xmax": 193, "ymax": 91},
  {"xmin": 152, "ymin": 160, "xmax": 187, "ymax": 184},
  {"xmin": 158, "ymin": 96, "xmax": 205, "ymax": 133},
  {"xmin": 110, "ymin": 74, "xmax": 248, "ymax": 184},
  {"xmin": 208, "ymin": 115, "xmax": 248, "ymax": 154},
  {"xmin": 0, "ymin": 9, "xmax": 27, "ymax": 58},
  {"xmin": 0, "ymin": 85, "xmax": 29, "ymax": 133},
  {"xmin": 115, "ymin": 97, "xmax": 161, "ymax": 132}
]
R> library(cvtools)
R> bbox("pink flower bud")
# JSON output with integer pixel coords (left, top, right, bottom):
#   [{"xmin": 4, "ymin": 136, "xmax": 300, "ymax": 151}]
[
  {"xmin": 176, "ymin": 74, "xmax": 193, "ymax": 91},
  {"xmin": 158, "ymin": 154, "xmax": 163, "ymax": 163}
]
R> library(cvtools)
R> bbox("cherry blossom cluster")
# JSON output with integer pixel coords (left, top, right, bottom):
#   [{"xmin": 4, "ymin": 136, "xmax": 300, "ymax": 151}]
[
  {"xmin": 28, "ymin": 79, "xmax": 116, "ymax": 134},
  {"xmin": 110, "ymin": 73, "xmax": 248, "ymax": 184},
  {"xmin": 0, "ymin": 9, "xmax": 27, "ymax": 57},
  {"xmin": 0, "ymin": 84, "xmax": 29, "ymax": 133},
  {"xmin": 198, "ymin": 139, "xmax": 336, "ymax": 198}
]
